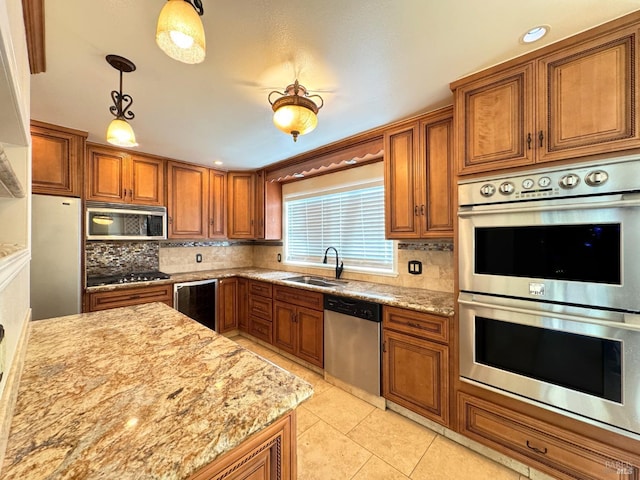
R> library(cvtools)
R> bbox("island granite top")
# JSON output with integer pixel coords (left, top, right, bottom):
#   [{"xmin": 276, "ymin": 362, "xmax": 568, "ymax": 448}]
[{"xmin": 2, "ymin": 302, "xmax": 313, "ymax": 479}]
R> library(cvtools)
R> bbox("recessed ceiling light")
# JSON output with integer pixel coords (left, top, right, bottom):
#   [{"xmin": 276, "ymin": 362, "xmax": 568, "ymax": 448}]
[{"xmin": 520, "ymin": 25, "xmax": 550, "ymax": 44}]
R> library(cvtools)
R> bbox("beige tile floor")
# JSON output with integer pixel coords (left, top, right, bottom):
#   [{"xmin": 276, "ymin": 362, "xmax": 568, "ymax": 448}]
[{"xmin": 232, "ymin": 336, "xmax": 534, "ymax": 480}]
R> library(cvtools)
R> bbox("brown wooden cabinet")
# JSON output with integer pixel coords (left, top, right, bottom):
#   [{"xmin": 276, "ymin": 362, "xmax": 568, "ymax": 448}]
[
  {"xmin": 273, "ymin": 285, "xmax": 323, "ymax": 367},
  {"xmin": 228, "ymin": 170, "xmax": 282, "ymax": 240},
  {"xmin": 237, "ymin": 278, "xmax": 248, "ymax": 332},
  {"xmin": 248, "ymin": 280, "xmax": 273, "ymax": 343},
  {"xmin": 453, "ymin": 22, "xmax": 640, "ymax": 175},
  {"xmin": 86, "ymin": 144, "xmax": 165, "ymax": 205},
  {"xmin": 31, "ymin": 120, "xmax": 87, "ymax": 197},
  {"xmin": 188, "ymin": 410, "xmax": 296, "ymax": 480},
  {"xmin": 382, "ymin": 306, "xmax": 451, "ymax": 427},
  {"xmin": 167, "ymin": 161, "xmax": 209, "ymax": 238},
  {"xmin": 458, "ymin": 392, "xmax": 640, "ymax": 480},
  {"xmin": 218, "ymin": 277, "xmax": 238, "ymax": 333},
  {"xmin": 209, "ymin": 169, "xmax": 227, "ymax": 238},
  {"xmin": 384, "ymin": 107, "xmax": 454, "ymax": 239},
  {"xmin": 86, "ymin": 284, "xmax": 173, "ymax": 312},
  {"xmin": 227, "ymin": 171, "xmax": 255, "ymax": 239}
]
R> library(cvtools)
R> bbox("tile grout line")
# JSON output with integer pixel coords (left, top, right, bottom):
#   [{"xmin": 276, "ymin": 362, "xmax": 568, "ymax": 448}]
[{"xmin": 407, "ymin": 431, "xmax": 438, "ymax": 479}]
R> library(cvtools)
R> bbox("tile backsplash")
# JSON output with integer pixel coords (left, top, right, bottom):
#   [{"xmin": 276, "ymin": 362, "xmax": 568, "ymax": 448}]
[
  {"xmin": 85, "ymin": 240, "xmax": 453, "ymax": 293},
  {"xmin": 85, "ymin": 241, "xmax": 159, "ymax": 276}
]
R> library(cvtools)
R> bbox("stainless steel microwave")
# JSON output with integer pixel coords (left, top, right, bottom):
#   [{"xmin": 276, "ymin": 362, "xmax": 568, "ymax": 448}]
[{"xmin": 86, "ymin": 202, "xmax": 167, "ymax": 240}]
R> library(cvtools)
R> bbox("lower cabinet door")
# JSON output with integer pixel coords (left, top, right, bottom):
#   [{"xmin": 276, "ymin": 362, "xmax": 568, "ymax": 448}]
[
  {"xmin": 295, "ymin": 306, "xmax": 323, "ymax": 368},
  {"xmin": 273, "ymin": 301, "xmax": 296, "ymax": 354},
  {"xmin": 383, "ymin": 329, "xmax": 449, "ymax": 426}
]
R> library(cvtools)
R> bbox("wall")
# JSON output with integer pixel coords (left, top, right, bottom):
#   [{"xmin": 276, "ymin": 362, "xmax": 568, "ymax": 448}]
[
  {"xmin": 253, "ymin": 241, "xmax": 454, "ymax": 293},
  {"xmin": 159, "ymin": 241, "xmax": 254, "ymax": 274}
]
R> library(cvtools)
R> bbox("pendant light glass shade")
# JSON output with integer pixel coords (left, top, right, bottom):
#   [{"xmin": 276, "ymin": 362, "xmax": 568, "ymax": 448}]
[
  {"xmin": 273, "ymin": 104, "xmax": 318, "ymax": 139},
  {"xmin": 156, "ymin": 0, "xmax": 206, "ymax": 64},
  {"xmin": 269, "ymin": 80, "xmax": 324, "ymax": 142},
  {"xmin": 107, "ymin": 118, "xmax": 138, "ymax": 147}
]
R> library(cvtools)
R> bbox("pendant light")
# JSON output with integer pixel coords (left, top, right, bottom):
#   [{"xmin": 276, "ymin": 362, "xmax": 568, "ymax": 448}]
[
  {"xmin": 106, "ymin": 54, "xmax": 138, "ymax": 148},
  {"xmin": 268, "ymin": 80, "xmax": 324, "ymax": 142},
  {"xmin": 156, "ymin": 0, "xmax": 206, "ymax": 64}
]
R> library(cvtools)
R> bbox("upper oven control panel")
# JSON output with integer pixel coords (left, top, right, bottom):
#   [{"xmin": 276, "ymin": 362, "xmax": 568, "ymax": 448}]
[{"xmin": 458, "ymin": 156, "xmax": 639, "ymax": 207}]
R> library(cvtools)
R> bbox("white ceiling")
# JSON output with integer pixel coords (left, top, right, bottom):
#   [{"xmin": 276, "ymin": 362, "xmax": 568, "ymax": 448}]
[{"xmin": 30, "ymin": 0, "xmax": 640, "ymax": 170}]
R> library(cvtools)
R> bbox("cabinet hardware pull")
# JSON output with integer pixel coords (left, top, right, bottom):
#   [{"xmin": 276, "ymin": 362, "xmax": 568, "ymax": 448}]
[
  {"xmin": 527, "ymin": 133, "xmax": 532, "ymax": 149},
  {"xmin": 538, "ymin": 130, "xmax": 544, "ymax": 147},
  {"xmin": 168, "ymin": 216, "xmax": 173, "ymax": 224},
  {"xmin": 526, "ymin": 440, "xmax": 548, "ymax": 455},
  {"xmin": 129, "ymin": 295, "xmax": 140, "ymax": 299},
  {"xmin": 414, "ymin": 205, "xmax": 419, "ymax": 216},
  {"xmin": 420, "ymin": 204, "xmax": 425, "ymax": 215},
  {"xmin": 407, "ymin": 321, "xmax": 423, "ymax": 329},
  {"xmin": 382, "ymin": 341, "xmax": 386, "ymax": 353}
]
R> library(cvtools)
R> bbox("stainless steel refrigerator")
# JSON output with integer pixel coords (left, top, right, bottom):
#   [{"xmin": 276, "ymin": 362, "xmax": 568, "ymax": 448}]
[{"xmin": 31, "ymin": 194, "xmax": 82, "ymax": 320}]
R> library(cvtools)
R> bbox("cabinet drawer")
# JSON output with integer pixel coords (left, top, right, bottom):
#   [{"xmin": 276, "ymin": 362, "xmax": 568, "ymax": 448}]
[
  {"xmin": 248, "ymin": 280, "xmax": 272, "ymax": 298},
  {"xmin": 87, "ymin": 284, "xmax": 173, "ymax": 312},
  {"xmin": 249, "ymin": 295, "xmax": 273, "ymax": 321},
  {"xmin": 249, "ymin": 316, "xmax": 273, "ymax": 344},
  {"xmin": 458, "ymin": 392, "xmax": 640, "ymax": 480},
  {"xmin": 383, "ymin": 306, "xmax": 449, "ymax": 344},
  {"xmin": 273, "ymin": 285, "xmax": 323, "ymax": 311}
]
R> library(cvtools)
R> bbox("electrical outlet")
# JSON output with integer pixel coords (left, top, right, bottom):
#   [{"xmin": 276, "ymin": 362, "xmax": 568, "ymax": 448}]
[
  {"xmin": 408, "ymin": 260, "xmax": 422, "ymax": 275},
  {"xmin": 196, "ymin": 253, "xmax": 203, "ymax": 263}
]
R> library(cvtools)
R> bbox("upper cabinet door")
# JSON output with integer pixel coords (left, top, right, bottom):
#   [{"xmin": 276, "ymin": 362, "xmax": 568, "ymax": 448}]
[
  {"xmin": 129, "ymin": 155, "xmax": 165, "ymax": 206},
  {"xmin": 86, "ymin": 145, "xmax": 129, "ymax": 203},
  {"xmin": 454, "ymin": 63, "xmax": 535, "ymax": 175},
  {"xmin": 420, "ymin": 109, "xmax": 454, "ymax": 238},
  {"xmin": 209, "ymin": 168, "xmax": 227, "ymax": 239},
  {"xmin": 537, "ymin": 25, "xmax": 640, "ymax": 163},
  {"xmin": 167, "ymin": 161, "xmax": 209, "ymax": 239},
  {"xmin": 31, "ymin": 121, "xmax": 86, "ymax": 197},
  {"xmin": 227, "ymin": 172, "xmax": 255, "ymax": 239},
  {"xmin": 384, "ymin": 122, "xmax": 421, "ymax": 239}
]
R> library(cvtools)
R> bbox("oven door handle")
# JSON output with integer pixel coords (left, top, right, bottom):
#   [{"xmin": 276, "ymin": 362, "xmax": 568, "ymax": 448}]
[
  {"xmin": 458, "ymin": 193, "xmax": 640, "ymax": 217},
  {"xmin": 458, "ymin": 293, "xmax": 640, "ymax": 328}
]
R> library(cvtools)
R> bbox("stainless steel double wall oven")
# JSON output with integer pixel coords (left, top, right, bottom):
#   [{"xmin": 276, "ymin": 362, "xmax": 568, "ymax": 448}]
[{"xmin": 458, "ymin": 156, "xmax": 640, "ymax": 438}]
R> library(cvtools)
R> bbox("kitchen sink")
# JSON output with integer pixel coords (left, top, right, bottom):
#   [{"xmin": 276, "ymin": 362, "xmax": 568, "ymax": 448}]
[{"xmin": 283, "ymin": 275, "xmax": 348, "ymax": 288}]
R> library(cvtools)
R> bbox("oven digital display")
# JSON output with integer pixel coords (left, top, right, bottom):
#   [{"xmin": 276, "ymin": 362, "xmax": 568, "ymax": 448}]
[
  {"xmin": 474, "ymin": 223, "xmax": 621, "ymax": 285},
  {"xmin": 475, "ymin": 317, "xmax": 622, "ymax": 403}
]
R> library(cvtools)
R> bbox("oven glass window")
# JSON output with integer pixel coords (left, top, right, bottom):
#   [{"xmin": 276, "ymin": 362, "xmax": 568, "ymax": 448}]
[
  {"xmin": 475, "ymin": 317, "xmax": 622, "ymax": 403},
  {"xmin": 475, "ymin": 224, "xmax": 620, "ymax": 284}
]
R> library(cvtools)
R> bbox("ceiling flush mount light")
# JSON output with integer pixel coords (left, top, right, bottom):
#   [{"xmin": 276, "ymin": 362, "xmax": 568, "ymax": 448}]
[
  {"xmin": 156, "ymin": 0, "xmax": 205, "ymax": 64},
  {"xmin": 521, "ymin": 25, "xmax": 550, "ymax": 44},
  {"xmin": 269, "ymin": 80, "xmax": 324, "ymax": 142},
  {"xmin": 106, "ymin": 54, "xmax": 138, "ymax": 148}
]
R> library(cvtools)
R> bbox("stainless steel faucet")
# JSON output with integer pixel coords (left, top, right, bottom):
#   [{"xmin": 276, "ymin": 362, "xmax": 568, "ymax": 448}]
[{"xmin": 323, "ymin": 246, "xmax": 344, "ymax": 279}]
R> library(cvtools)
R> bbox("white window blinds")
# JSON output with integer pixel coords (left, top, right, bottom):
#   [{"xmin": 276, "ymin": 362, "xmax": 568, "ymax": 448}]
[{"xmin": 284, "ymin": 182, "xmax": 394, "ymax": 273}]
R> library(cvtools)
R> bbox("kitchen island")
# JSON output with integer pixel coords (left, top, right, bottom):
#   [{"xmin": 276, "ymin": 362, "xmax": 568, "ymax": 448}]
[{"xmin": 1, "ymin": 302, "xmax": 313, "ymax": 479}]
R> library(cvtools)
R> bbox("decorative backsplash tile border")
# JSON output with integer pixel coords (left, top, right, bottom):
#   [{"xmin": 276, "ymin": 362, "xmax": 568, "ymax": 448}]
[{"xmin": 398, "ymin": 241, "xmax": 453, "ymax": 252}]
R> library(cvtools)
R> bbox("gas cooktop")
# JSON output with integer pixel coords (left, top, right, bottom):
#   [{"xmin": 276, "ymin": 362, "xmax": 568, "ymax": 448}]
[{"xmin": 87, "ymin": 271, "xmax": 171, "ymax": 287}]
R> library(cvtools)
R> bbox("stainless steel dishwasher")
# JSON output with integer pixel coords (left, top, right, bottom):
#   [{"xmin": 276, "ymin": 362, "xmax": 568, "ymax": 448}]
[{"xmin": 324, "ymin": 294, "xmax": 383, "ymax": 396}]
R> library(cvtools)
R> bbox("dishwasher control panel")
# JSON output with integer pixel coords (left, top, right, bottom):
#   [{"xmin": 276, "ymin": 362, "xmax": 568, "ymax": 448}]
[{"xmin": 324, "ymin": 295, "xmax": 382, "ymax": 322}]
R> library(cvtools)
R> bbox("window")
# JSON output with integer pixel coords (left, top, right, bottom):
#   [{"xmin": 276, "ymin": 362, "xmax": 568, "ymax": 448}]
[{"xmin": 284, "ymin": 172, "xmax": 395, "ymax": 274}]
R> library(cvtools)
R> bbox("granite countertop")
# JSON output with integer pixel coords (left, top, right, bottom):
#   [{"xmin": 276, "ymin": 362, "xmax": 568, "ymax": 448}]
[
  {"xmin": 88, "ymin": 268, "xmax": 455, "ymax": 317},
  {"xmin": 2, "ymin": 303, "xmax": 313, "ymax": 479}
]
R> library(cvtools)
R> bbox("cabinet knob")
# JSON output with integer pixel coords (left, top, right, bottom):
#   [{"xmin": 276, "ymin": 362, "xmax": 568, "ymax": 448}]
[
  {"xmin": 527, "ymin": 133, "xmax": 532, "ymax": 149},
  {"xmin": 538, "ymin": 130, "xmax": 544, "ymax": 147}
]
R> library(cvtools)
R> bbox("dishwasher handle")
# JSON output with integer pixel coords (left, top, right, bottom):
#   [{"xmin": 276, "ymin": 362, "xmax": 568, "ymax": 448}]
[{"xmin": 324, "ymin": 294, "xmax": 382, "ymax": 322}]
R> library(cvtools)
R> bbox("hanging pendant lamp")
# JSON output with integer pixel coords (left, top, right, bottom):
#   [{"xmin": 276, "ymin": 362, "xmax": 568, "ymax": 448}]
[
  {"xmin": 268, "ymin": 80, "xmax": 324, "ymax": 142},
  {"xmin": 156, "ymin": 0, "xmax": 206, "ymax": 64},
  {"xmin": 106, "ymin": 54, "xmax": 138, "ymax": 148}
]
